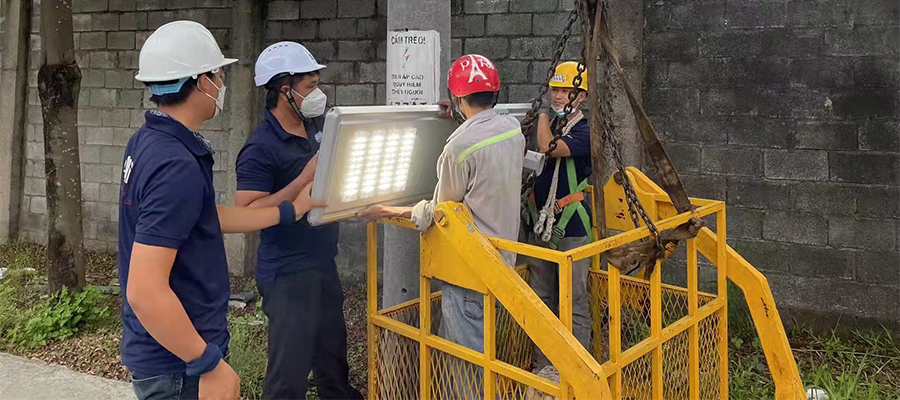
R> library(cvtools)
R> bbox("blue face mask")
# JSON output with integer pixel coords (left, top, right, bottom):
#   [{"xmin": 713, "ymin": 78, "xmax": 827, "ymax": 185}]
[{"xmin": 553, "ymin": 106, "xmax": 567, "ymax": 117}]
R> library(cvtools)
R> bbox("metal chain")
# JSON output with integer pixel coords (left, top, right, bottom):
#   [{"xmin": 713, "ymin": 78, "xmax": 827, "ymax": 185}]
[
  {"xmin": 546, "ymin": 0, "xmax": 590, "ymax": 156},
  {"xmin": 594, "ymin": 1, "xmax": 664, "ymax": 261},
  {"xmin": 520, "ymin": 5, "xmax": 580, "ymax": 138},
  {"xmin": 521, "ymin": 0, "xmax": 665, "ymax": 266}
]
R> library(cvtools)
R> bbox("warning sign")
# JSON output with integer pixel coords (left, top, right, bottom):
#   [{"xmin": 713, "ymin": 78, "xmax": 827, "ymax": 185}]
[{"xmin": 387, "ymin": 30, "xmax": 441, "ymax": 106}]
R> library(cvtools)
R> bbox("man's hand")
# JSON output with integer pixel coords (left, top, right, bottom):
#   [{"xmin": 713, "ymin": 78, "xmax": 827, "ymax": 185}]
[
  {"xmin": 436, "ymin": 99, "xmax": 453, "ymax": 119},
  {"xmin": 357, "ymin": 204, "xmax": 404, "ymax": 222},
  {"xmin": 198, "ymin": 360, "xmax": 240, "ymax": 400},
  {"xmin": 293, "ymin": 181, "xmax": 327, "ymax": 220}
]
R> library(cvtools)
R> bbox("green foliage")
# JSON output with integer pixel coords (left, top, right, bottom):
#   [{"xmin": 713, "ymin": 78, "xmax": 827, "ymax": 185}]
[
  {"xmin": 0, "ymin": 282, "xmax": 24, "ymax": 337},
  {"xmin": 806, "ymin": 362, "xmax": 899, "ymax": 400},
  {"xmin": 228, "ymin": 312, "xmax": 268, "ymax": 400},
  {"xmin": 6, "ymin": 286, "xmax": 110, "ymax": 349}
]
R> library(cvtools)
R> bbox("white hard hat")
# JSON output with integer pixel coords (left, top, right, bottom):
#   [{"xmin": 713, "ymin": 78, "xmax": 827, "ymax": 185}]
[
  {"xmin": 254, "ymin": 41, "xmax": 326, "ymax": 87},
  {"xmin": 135, "ymin": 20, "xmax": 238, "ymax": 82}
]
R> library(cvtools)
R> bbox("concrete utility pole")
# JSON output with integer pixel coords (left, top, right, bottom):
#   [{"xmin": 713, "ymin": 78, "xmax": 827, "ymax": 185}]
[
  {"xmin": 382, "ymin": 0, "xmax": 450, "ymax": 308},
  {"xmin": 0, "ymin": 0, "xmax": 31, "ymax": 241},
  {"xmin": 224, "ymin": 0, "xmax": 266, "ymax": 276}
]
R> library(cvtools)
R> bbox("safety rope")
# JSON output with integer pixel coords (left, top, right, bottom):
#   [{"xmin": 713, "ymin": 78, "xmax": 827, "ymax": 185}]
[{"xmin": 534, "ymin": 112, "xmax": 584, "ymax": 242}]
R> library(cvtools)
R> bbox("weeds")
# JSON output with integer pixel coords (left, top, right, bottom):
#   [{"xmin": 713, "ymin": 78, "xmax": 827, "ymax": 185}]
[
  {"xmin": 6, "ymin": 286, "xmax": 111, "ymax": 349},
  {"xmin": 728, "ymin": 282, "xmax": 900, "ymax": 400},
  {"xmin": 229, "ymin": 307, "xmax": 268, "ymax": 400}
]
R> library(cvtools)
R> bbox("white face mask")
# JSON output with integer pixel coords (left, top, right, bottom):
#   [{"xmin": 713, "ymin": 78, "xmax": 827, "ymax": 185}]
[
  {"xmin": 202, "ymin": 75, "xmax": 226, "ymax": 118},
  {"xmin": 292, "ymin": 87, "xmax": 327, "ymax": 118}
]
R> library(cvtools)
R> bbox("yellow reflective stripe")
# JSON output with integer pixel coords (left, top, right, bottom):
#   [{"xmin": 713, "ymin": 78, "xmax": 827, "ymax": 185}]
[{"xmin": 456, "ymin": 127, "xmax": 522, "ymax": 163}]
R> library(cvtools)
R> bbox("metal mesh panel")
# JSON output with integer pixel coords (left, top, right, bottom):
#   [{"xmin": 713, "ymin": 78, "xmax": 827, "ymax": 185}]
[
  {"xmin": 662, "ymin": 331, "xmax": 690, "ymax": 400},
  {"xmin": 699, "ymin": 313, "xmax": 723, "ymax": 399},
  {"xmin": 374, "ymin": 268, "xmax": 724, "ymax": 400},
  {"xmin": 372, "ymin": 326, "xmax": 419, "ymax": 400},
  {"xmin": 430, "ymin": 349, "xmax": 484, "ymax": 400},
  {"xmin": 620, "ymin": 279, "xmax": 652, "ymax": 351},
  {"xmin": 621, "ymin": 352, "xmax": 654, "ymax": 399},
  {"xmin": 589, "ymin": 271, "xmax": 610, "ymax": 363},
  {"xmin": 662, "ymin": 289, "xmax": 690, "ymax": 328},
  {"xmin": 496, "ymin": 267, "xmax": 535, "ymax": 370},
  {"xmin": 386, "ymin": 301, "xmax": 420, "ymax": 328},
  {"xmin": 496, "ymin": 374, "xmax": 557, "ymax": 400}
]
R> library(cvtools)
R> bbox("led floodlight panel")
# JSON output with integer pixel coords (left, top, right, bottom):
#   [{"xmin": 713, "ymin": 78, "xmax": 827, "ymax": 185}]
[{"xmin": 308, "ymin": 103, "xmax": 531, "ymax": 225}]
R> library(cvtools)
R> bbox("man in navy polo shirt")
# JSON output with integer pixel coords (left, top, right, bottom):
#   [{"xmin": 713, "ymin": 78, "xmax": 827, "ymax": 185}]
[
  {"xmin": 234, "ymin": 42, "xmax": 362, "ymax": 399},
  {"xmin": 120, "ymin": 23, "xmax": 324, "ymax": 400}
]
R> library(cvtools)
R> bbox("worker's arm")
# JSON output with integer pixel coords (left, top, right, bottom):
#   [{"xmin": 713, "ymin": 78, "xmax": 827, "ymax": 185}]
[
  {"xmin": 127, "ymin": 244, "xmax": 207, "ymax": 362},
  {"xmin": 129, "ymin": 158, "xmax": 240, "ymax": 399},
  {"xmin": 235, "ymin": 154, "xmax": 318, "ymax": 208},
  {"xmin": 359, "ymin": 153, "xmax": 468, "ymax": 230},
  {"xmin": 227, "ymin": 144, "xmax": 324, "ymax": 232},
  {"xmin": 218, "ymin": 182, "xmax": 324, "ymax": 233},
  {"xmin": 536, "ymin": 113, "xmax": 573, "ymax": 158}
]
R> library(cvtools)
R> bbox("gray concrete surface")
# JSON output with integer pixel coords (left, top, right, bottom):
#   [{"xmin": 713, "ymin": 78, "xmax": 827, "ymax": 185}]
[{"xmin": 0, "ymin": 353, "xmax": 135, "ymax": 400}]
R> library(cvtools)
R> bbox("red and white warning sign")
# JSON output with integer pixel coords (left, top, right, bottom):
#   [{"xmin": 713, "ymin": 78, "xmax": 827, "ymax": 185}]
[{"xmin": 386, "ymin": 30, "xmax": 441, "ymax": 106}]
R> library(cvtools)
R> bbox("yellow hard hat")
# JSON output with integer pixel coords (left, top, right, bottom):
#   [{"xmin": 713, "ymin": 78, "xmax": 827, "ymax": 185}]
[{"xmin": 548, "ymin": 61, "xmax": 588, "ymax": 91}]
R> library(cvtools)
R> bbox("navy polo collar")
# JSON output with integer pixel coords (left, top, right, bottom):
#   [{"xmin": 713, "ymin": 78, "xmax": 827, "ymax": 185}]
[
  {"xmin": 265, "ymin": 110, "xmax": 319, "ymax": 143},
  {"xmin": 144, "ymin": 110, "xmax": 212, "ymax": 157}
]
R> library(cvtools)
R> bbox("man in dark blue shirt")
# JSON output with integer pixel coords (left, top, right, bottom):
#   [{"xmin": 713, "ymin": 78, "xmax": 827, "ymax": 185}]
[
  {"xmin": 521, "ymin": 61, "xmax": 594, "ymax": 374},
  {"xmin": 121, "ymin": 23, "xmax": 323, "ymax": 400},
  {"xmin": 235, "ymin": 42, "xmax": 362, "ymax": 399}
]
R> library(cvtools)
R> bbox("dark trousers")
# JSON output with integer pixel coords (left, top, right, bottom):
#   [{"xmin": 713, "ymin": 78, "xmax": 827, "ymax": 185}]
[{"xmin": 258, "ymin": 262, "xmax": 363, "ymax": 400}]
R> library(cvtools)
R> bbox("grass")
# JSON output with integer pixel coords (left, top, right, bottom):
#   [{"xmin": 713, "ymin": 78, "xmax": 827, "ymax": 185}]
[
  {"xmin": 3, "ymin": 239, "xmax": 900, "ymax": 399},
  {"xmin": 228, "ymin": 303, "xmax": 269, "ymax": 400},
  {"xmin": 727, "ymin": 282, "xmax": 900, "ymax": 400}
]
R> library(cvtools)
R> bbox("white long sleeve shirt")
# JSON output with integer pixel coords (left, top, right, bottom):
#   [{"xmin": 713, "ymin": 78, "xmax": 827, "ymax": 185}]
[{"xmin": 411, "ymin": 108, "xmax": 525, "ymax": 267}]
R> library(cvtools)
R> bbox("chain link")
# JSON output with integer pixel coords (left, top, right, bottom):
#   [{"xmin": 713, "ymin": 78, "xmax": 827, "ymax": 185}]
[
  {"xmin": 520, "ymin": 6, "xmax": 579, "ymax": 138},
  {"xmin": 594, "ymin": 0, "xmax": 664, "ymax": 262},
  {"xmin": 522, "ymin": 0, "xmax": 665, "ymax": 265},
  {"xmin": 546, "ymin": 0, "xmax": 591, "ymax": 156}
]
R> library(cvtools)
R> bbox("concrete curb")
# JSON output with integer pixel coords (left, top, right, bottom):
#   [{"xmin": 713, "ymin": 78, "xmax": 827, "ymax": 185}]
[{"xmin": 0, "ymin": 353, "xmax": 135, "ymax": 400}]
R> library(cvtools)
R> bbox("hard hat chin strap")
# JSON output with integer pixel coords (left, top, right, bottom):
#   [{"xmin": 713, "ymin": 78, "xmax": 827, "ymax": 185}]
[
  {"xmin": 285, "ymin": 90, "xmax": 307, "ymax": 122},
  {"xmin": 282, "ymin": 75, "xmax": 307, "ymax": 122}
]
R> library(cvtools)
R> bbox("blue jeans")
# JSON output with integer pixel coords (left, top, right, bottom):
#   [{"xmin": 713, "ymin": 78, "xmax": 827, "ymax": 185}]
[
  {"xmin": 440, "ymin": 283, "xmax": 485, "ymax": 399},
  {"xmin": 131, "ymin": 373, "xmax": 199, "ymax": 400},
  {"xmin": 522, "ymin": 234, "xmax": 592, "ymax": 368}
]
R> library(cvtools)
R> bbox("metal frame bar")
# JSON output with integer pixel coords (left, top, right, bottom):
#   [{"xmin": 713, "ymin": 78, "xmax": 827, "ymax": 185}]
[
  {"xmin": 367, "ymin": 166, "xmax": 804, "ymax": 400},
  {"xmin": 687, "ymin": 238, "xmax": 700, "ymax": 400}
]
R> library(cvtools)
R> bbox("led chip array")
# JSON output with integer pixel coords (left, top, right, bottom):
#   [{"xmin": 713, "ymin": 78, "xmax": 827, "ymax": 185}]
[{"xmin": 342, "ymin": 127, "xmax": 416, "ymax": 202}]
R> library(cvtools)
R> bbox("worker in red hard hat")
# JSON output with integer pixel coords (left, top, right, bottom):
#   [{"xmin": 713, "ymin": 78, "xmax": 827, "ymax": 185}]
[{"xmin": 359, "ymin": 54, "xmax": 525, "ymax": 395}]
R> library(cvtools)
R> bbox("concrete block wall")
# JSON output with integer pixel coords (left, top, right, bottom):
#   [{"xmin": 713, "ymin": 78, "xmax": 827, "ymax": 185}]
[
  {"xmin": 264, "ymin": 0, "xmax": 388, "ymax": 108},
  {"xmin": 450, "ymin": 0, "xmax": 585, "ymax": 104},
  {"xmin": 6, "ymin": 0, "xmax": 898, "ymax": 330},
  {"xmin": 645, "ymin": 0, "xmax": 900, "ymax": 330},
  {"xmin": 19, "ymin": 0, "xmax": 235, "ymax": 252}
]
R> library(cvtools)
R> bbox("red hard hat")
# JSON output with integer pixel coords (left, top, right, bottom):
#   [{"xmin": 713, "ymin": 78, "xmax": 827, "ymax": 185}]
[{"xmin": 448, "ymin": 54, "xmax": 500, "ymax": 97}]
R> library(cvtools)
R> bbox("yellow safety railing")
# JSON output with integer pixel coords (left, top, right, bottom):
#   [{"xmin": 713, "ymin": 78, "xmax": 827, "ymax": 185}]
[{"xmin": 367, "ymin": 167, "xmax": 805, "ymax": 399}]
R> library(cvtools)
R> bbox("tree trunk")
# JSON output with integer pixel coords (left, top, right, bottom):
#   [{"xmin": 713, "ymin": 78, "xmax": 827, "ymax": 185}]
[{"xmin": 38, "ymin": 0, "xmax": 84, "ymax": 292}]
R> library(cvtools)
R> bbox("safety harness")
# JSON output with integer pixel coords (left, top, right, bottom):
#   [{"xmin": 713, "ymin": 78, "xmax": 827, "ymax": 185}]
[{"xmin": 528, "ymin": 112, "xmax": 594, "ymax": 249}]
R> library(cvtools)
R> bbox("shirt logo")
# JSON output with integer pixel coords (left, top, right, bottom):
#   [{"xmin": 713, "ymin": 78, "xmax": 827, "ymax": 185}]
[
  {"xmin": 315, "ymin": 131, "xmax": 323, "ymax": 143},
  {"xmin": 123, "ymin": 156, "xmax": 134, "ymax": 184}
]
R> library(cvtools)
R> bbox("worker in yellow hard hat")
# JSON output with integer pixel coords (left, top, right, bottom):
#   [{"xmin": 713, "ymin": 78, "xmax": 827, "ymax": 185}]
[{"xmin": 520, "ymin": 60, "xmax": 593, "ymax": 376}]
